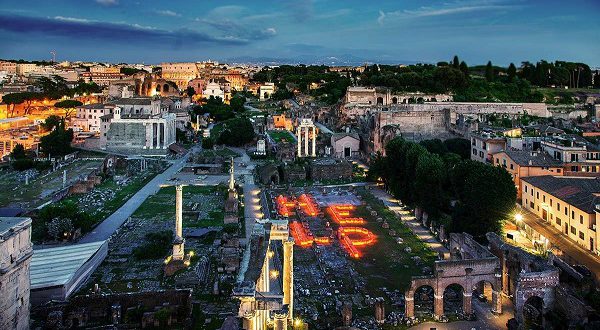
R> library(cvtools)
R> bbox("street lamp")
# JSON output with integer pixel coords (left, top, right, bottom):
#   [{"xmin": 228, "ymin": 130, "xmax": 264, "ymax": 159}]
[{"xmin": 515, "ymin": 213, "xmax": 523, "ymax": 223}]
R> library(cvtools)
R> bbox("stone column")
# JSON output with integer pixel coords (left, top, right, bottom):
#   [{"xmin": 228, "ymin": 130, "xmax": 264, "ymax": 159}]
[
  {"xmin": 297, "ymin": 127, "xmax": 302, "ymax": 157},
  {"xmin": 311, "ymin": 126, "xmax": 316, "ymax": 157},
  {"xmin": 304, "ymin": 126, "xmax": 309, "ymax": 156},
  {"xmin": 492, "ymin": 290, "xmax": 502, "ymax": 314},
  {"xmin": 157, "ymin": 122, "xmax": 162, "ymax": 149},
  {"xmin": 502, "ymin": 256, "xmax": 509, "ymax": 296},
  {"xmin": 405, "ymin": 295, "xmax": 414, "ymax": 318},
  {"xmin": 283, "ymin": 239, "xmax": 294, "ymax": 320},
  {"xmin": 434, "ymin": 294, "xmax": 444, "ymax": 319},
  {"xmin": 463, "ymin": 292, "xmax": 472, "ymax": 316},
  {"xmin": 173, "ymin": 185, "xmax": 185, "ymax": 261}
]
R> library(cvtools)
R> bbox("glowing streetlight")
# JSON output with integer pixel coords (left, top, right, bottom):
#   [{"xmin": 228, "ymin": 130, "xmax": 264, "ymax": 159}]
[{"xmin": 515, "ymin": 213, "xmax": 523, "ymax": 223}]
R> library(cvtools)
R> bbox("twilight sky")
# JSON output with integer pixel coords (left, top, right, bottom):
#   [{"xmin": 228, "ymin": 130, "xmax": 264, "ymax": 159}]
[{"xmin": 0, "ymin": 0, "xmax": 599, "ymax": 66}]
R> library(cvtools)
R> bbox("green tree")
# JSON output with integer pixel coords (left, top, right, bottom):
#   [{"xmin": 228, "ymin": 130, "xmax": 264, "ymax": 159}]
[
  {"xmin": 452, "ymin": 55, "xmax": 460, "ymax": 69},
  {"xmin": 216, "ymin": 117, "xmax": 255, "ymax": 146},
  {"xmin": 202, "ymin": 137, "xmax": 214, "ymax": 150},
  {"xmin": 414, "ymin": 153, "xmax": 445, "ymax": 217},
  {"xmin": 507, "ymin": 63, "xmax": 517, "ymax": 81},
  {"xmin": 2, "ymin": 92, "xmax": 43, "ymax": 116},
  {"xmin": 443, "ymin": 138, "xmax": 471, "ymax": 160},
  {"xmin": 459, "ymin": 61, "xmax": 469, "ymax": 78},
  {"xmin": 230, "ymin": 94, "xmax": 246, "ymax": 112},
  {"xmin": 185, "ymin": 86, "xmax": 196, "ymax": 98},
  {"xmin": 485, "ymin": 61, "xmax": 494, "ymax": 82},
  {"xmin": 10, "ymin": 143, "xmax": 27, "ymax": 160},
  {"xmin": 54, "ymin": 99, "xmax": 83, "ymax": 118},
  {"xmin": 451, "ymin": 161, "xmax": 516, "ymax": 237},
  {"xmin": 40, "ymin": 115, "xmax": 62, "ymax": 131},
  {"xmin": 39, "ymin": 118, "xmax": 74, "ymax": 157}
]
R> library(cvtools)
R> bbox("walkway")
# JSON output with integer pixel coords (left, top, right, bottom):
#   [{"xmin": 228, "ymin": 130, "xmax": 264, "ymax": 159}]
[
  {"xmin": 520, "ymin": 207, "xmax": 600, "ymax": 279},
  {"xmin": 370, "ymin": 187, "xmax": 449, "ymax": 255},
  {"xmin": 79, "ymin": 150, "xmax": 194, "ymax": 243}
]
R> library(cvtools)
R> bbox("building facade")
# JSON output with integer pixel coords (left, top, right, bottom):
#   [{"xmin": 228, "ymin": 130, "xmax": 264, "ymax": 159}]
[
  {"xmin": 0, "ymin": 217, "xmax": 33, "ymax": 330},
  {"xmin": 520, "ymin": 176, "xmax": 599, "ymax": 253}
]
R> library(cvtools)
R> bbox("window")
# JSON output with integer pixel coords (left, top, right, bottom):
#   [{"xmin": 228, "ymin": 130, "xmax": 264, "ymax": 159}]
[
  {"xmin": 530, "ymin": 202, "xmax": 534, "ymax": 208},
  {"xmin": 473, "ymin": 148, "xmax": 477, "ymax": 155},
  {"xmin": 557, "ymin": 203, "xmax": 561, "ymax": 211},
  {"xmin": 571, "ymin": 226, "xmax": 576, "ymax": 235},
  {"xmin": 525, "ymin": 186, "xmax": 528, "ymax": 193},
  {"xmin": 580, "ymin": 215, "xmax": 584, "ymax": 224},
  {"xmin": 565, "ymin": 208, "xmax": 567, "ymax": 216},
  {"xmin": 510, "ymin": 164, "xmax": 514, "ymax": 170},
  {"xmin": 543, "ymin": 195, "xmax": 546, "ymax": 203},
  {"xmin": 556, "ymin": 217, "xmax": 561, "ymax": 225},
  {"xmin": 579, "ymin": 231, "xmax": 584, "ymax": 240},
  {"xmin": 557, "ymin": 169, "xmax": 562, "ymax": 173},
  {"xmin": 536, "ymin": 192, "xmax": 539, "ymax": 199},
  {"xmin": 550, "ymin": 199, "xmax": 553, "ymax": 207},
  {"xmin": 572, "ymin": 210, "xmax": 575, "ymax": 219}
]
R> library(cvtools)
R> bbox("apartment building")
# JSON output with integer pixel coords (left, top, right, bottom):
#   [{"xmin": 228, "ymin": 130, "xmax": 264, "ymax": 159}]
[
  {"xmin": 492, "ymin": 150, "xmax": 563, "ymax": 199},
  {"xmin": 521, "ymin": 175, "xmax": 600, "ymax": 253}
]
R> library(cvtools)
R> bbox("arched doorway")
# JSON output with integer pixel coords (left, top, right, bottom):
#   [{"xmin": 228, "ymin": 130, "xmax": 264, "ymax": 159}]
[
  {"xmin": 376, "ymin": 97, "xmax": 384, "ymax": 105},
  {"xmin": 472, "ymin": 280, "xmax": 496, "ymax": 315},
  {"xmin": 443, "ymin": 283, "xmax": 464, "ymax": 316},
  {"xmin": 523, "ymin": 296, "xmax": 544, "ymax": 330},
  {"xmin": 392, "ymin": 97, "xmax": 398, "ymax": 104},
  {"xmin": 408, "ymin": 98, "xmax": 416, "ymax": 104},
  {"xmin": 163, "ymin": 84, "xmax": 169, "ymax": 92},
  {"xmin": 156, "ymin": 85, "xmax": 161, "ymax": 92},
  {"xmin": 417, "ymin": 97, "xmax": 424, "ymax": 104},
  {"xmin": 413, "ymin": 285, "xmax": 434, "ymax": 317},
  {"xmin": 264, "ymin": 92, "xmax": 269, "ymax": 99}
]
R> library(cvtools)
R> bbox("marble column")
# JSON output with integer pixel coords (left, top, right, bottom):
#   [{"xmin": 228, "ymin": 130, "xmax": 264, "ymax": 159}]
[
  {"xmin": 311, "ymin": 126, "xmax": 316, "ymax": 157},
  {"xmin": 173, "ymin": 185, "xmax": 185, "ymax": 260},
  {"xmin": 405, "ymin": 296, "xmax": 414, "ymax": 318},
  {"xmin": 304, "ymin": 126, "xmax": 309, "ymax": 156},
  {"xmin": 297, "ymin": 127, "xmax": 301, "ymax": 157},
  {"xmin": 283, "ymin": 239, "xmax": 294, "ymax": 320},
  {"xmin": 492, "ymin": 290, "xmax": 502, "ymax": 314},
  {"xmin": 463, "ymin": 292, "xmax": 472, "ymax": 316},
  {"xmin": 157, "ymin": 122, "xmax": 162, "ymax": 149}
]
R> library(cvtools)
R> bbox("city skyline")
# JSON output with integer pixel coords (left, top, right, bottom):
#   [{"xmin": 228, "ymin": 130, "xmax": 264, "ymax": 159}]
[{"xmin": 1, "ymin": 0, "xmax": 599, "ymax": 66}]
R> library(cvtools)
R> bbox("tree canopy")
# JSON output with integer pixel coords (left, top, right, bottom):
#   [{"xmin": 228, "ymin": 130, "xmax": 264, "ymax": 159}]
[{"xmin": 369, "ymin": 137, "xmax": 516, "ymax": 238}]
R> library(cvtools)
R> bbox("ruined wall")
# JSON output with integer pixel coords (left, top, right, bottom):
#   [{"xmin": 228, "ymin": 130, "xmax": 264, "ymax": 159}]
[{"xmin": 32, "ymin": 289, "xmax": 192, "ymax": 329}]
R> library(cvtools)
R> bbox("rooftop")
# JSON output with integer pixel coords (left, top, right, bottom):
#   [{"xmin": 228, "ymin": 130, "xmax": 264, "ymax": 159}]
[
  {"xmin": 110, "ymin": 97, "xmax": 153, "ymax": 106},
  {"xmin": 0, "ymin": 217, "xmax": 31, "ymax": 238},
  {"xmin": 501, "ymin": 150, "xmax": 563, "ymax": 167},
  {"xmin": 30, "ymin": 240, "xmax": 107, "ymax": 289},
  {"xmin": 521, "ymin": 175, "xmax": 600, "ymax": 213}
]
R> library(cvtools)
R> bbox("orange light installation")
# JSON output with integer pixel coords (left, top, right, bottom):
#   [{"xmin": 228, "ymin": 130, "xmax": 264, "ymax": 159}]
[
  {"xmin": 327, "ymin": 205, "xmax": 365, "ymax": 225},
  {"xmin": 338, "ymin": 227, "xmax": 376, "ymax": 258},
  {"xmin": 298, "ymin": 194, "xmax": 319, "ymax": 217},
  {"xmin": 290, "ymin": 221, "xmax": 313, "ymax": 247},
  {"xmin": 276, "ymin": 195, "xmax": 296, "ymax": 217}
]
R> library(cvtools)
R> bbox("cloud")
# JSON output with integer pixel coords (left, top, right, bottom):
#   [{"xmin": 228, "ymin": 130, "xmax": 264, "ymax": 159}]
[
  {"xmin": 0, "ymin": 14, "xmax": 249, "ymax": 47},
  {"xmin": 95, "ymin": 0, "xmax": 118, "ymax": 6},
  {"xmin": 378, "ymin": 0, "xmax": 520, "ymax": 24},
  {"xmin": 377, "ymin": 11, "xmax": 386, "ymax": 25},
  {"xmin": 195, "ymin": 6, "xmax": 278, "ymax": 42},
  {"xmin": 154, "ymin": 10, "xmax": 181, "ymax": 17}
]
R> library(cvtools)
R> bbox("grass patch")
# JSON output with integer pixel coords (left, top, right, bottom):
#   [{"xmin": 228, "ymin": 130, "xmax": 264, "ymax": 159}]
[
  {"xmin": 350, "ymin": 189, "xmax": 437, "ymax": 294},
  {"xmin": 268, "ymin": 130, "xmax": 295, "ymax": 143}
]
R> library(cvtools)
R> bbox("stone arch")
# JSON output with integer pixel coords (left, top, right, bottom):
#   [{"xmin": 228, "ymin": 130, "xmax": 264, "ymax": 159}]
[
  {"xmin": 431, "ymin": 97, "xmax": 437, "ymax": 102},
  {"xmin": 408, "ymin": 97, "xmax": 416, "ymax": 104},
  {"xmin": 264, "ymin": 92, "xmax": 269, "ymax": 99},
  {"xmin": 163, "ymin": 84, "xmax": 170, "ymax": 93},
  {"xmin": 522, "ymin": 295, "xmax": 544, "ymax": 330},
  {"xmin": 391, "ymin": 97, "xmax": 398, "ymax": 104},
  {"xmin": 443, "ymin": 283, "xmax": 464, "ymax": 316},
  {"xmin": 156, "ymin": 84, "xmax": 161, "ymax": 92},
  {"xmin": 417, "ymin": 97, "xmax": 424, "ymax": 104},
  {"xmin": 406, "ymin": 283, "xmax": 435, "ymax": 318},
  {"xmin": 376, "ymin": 96, "xmax": 384, "ymax": 105}
]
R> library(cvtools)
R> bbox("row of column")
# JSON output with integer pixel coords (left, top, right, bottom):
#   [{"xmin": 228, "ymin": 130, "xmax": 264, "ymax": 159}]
[
  {"xmin": 296, "ymin": 126, "xmax": 316, "ymax": 157},
  {"xmin": 145, "ymin": 120, "xmax": 176, "ymax": 149}
]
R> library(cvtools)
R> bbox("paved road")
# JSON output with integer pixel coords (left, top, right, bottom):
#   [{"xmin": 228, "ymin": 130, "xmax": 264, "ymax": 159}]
[
  {"xmin": 409, "ymin": 299, "xmax": 513, "ymax": 330},
  {"xmin": 79, "ymin": 150, "xmax": 195, "ymax": 243},
  {"xmin": 520, "ymin": 207, "xmax": 600, "ymax": 280},
  {"xmin": 228, "ymin": 147, "xmax": 264, "ymax": 242}
]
